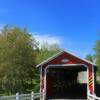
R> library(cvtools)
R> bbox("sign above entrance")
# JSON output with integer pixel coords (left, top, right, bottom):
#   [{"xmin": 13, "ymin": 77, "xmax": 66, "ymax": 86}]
[{"xmin": 61, "ymin": 58, "xmax": 69, "ymax": 63}]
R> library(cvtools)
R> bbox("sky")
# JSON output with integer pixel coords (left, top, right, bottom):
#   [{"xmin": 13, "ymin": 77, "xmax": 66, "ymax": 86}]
[{"xmin": 0, "ymin": 0, "xmax": 100, "ymax": 58}]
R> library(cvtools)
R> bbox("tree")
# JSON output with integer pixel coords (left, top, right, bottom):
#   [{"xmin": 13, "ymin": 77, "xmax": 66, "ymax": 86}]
[
  {"xmin": 94, "ymin": 40, "xmax": 100, "ymax": 66},
  {"xmin": 85, "ymin": 54, "xmax": 94, "ymax": 62},
  {"xmin": 34, "ymin": 42, "xmax": 61, "ymax": 92},
  {"xmin": 94, "ymin": 38, "xmax": 100, "ymax": 75},
  {"xmin": 0, "ymin": 26, "xmax": 38, "ymax": 94},
  {"xmin": 0, "ymin": 25, "xmax": 61, "ymax": 94},
  {"xmin": 36, "ymin": 42, "xmax": 61, "ymax": 64}
]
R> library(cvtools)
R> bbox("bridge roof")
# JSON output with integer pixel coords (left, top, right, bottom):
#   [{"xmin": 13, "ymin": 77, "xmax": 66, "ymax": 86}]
[{"xmin": 36, "ymin": 50, "xmax": 96, "ymax": 68}]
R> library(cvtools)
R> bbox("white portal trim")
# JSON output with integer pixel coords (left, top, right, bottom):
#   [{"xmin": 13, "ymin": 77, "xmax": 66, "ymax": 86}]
[{"xmin": 44, "ymin": 64, "xmax": 89, "ymax": 99}]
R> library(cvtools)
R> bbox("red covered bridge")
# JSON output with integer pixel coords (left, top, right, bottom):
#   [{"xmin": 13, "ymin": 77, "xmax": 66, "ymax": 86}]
[{"xmin": 37, "ymin": 51, "xmax": 97, "ymax": 100}]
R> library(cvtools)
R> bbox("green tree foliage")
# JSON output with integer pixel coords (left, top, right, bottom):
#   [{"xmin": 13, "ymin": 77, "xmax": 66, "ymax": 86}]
[
  {"xmin": 34, "ymin": 42, "xmax": 61, "ymax": 92},
  {"xmin": 0, "ymin": 26, "xmax": 38, "ymax": 94},
  {"xmin": 36, "ymin": 42, "xmax": 61, "ymax": 64},
  {"xmin": 85, "ymin": 54, "xmax": 94, "ymax": 62},
  {"xmin": 94, "ymin": 40, "xmax": 100, "ymax": 66},
  {"xmin": 0, "ymin": 26, "xmax": 61, "ymax": 95},
  {"xmin": 94, "ymin": 38, "xmax": 100, "ymax": 75}
]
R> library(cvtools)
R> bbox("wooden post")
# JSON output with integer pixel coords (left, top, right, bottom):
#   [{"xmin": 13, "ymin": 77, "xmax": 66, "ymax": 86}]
[
  {"xmin": 16, "ymin": 93, "xmax": 19, "ymax": 100},
  {"xmin": 31, "ymin": 91, "xmax": 34, "ymax": 100}
]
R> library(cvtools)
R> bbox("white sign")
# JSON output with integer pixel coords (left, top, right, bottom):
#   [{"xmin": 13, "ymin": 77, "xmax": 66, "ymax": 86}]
[{"xmin": 61, "ymin": 58, "xmax": 69, "ymax": 63}]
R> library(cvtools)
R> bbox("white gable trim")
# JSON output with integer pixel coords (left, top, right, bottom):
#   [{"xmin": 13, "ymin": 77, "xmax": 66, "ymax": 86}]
[{"xmin": 36, "ymin": 50, "xmax": 96, "ymax": 68}]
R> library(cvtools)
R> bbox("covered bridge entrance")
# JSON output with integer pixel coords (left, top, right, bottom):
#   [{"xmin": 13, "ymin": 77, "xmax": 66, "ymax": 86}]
[
  {"xmin": 46, "ymin": 64, "xmax": 87, "ymax": 99},
  {"xmin": 36, "ymin": 51, "xmax": 97, "ymax": 100}
]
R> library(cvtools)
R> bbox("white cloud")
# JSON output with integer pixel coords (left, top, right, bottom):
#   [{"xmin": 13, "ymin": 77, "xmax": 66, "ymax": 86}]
[
  {"xmin": 33, "ymin": 33, "xmax": 62, "ymax": 46},
  {"xmin": 32, "ymin": 32, "xmax": 93, "ymax": 58}
]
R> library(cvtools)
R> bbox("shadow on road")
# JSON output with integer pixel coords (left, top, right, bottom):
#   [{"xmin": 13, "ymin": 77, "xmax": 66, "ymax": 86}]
[{"xmin": 47, "ymin": 83, "xmax": 87, "ymax": 99}]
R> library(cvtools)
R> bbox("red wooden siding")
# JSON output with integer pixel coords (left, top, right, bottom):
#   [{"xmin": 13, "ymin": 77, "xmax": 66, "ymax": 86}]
[{"xmin": 40, "ymin": 51, "xmax": 94, "ymax": 95}]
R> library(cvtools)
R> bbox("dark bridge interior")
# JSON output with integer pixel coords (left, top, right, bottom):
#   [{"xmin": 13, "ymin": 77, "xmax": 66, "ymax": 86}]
[{"xmin": 46, "ymin": 65, "xmax": 87, "ymax": 99}]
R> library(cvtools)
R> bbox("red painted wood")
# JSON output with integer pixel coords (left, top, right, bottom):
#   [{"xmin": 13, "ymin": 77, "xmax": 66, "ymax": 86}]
[{"xmin": 41, "ymin": 51, "xmax": 94, "ymax": 96}]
